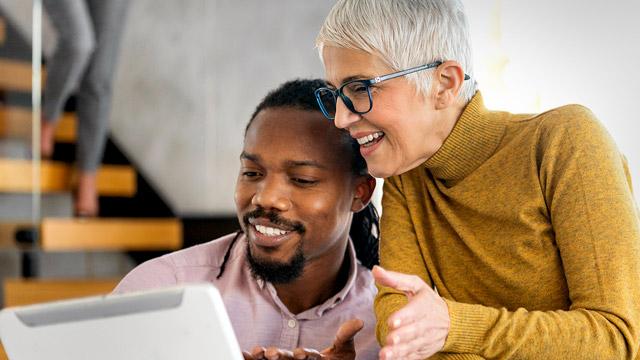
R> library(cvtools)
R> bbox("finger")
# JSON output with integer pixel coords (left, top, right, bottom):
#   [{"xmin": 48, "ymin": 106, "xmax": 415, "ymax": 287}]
[
  {"xmin": 265, "ymin": 347, "xmax": 294, "ymax": 360},
  {"xmin": 372, "ymin": 266, "xmax": 427, "ymax": 297},
  {"xmin": 292, "ymin": 348, "xmax": 323, "ymax": 359},
  {"xmin": 385, "ymin": 320, "xmax": 422, "ymax": 347},
  {"xmin": 383, "ymin": 332, "xmax": 443, "ymax": 360},
  {"xmin": 243, "ymin": 351, "xmax": 256, "ymax": 360},
  {"xmin": 251, "ymin": 346, "xmax": 266, "ymax": 359},
  {"xmin": 386, "ymin": 290, "xmax": 440, "ymax": 330},
  {"xmin": 333, "ymin": 318, "xmax": 364, "ymax": 350}
]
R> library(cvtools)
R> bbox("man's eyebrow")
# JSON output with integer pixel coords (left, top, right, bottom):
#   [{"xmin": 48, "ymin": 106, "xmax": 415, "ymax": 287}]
[
  {"xmin": 240, "ymin": 152, "xmax": 260, "ymax": 162},
  {"xmin": 285, "ymin": 160, "xmax": 328, "ymax": 170}
]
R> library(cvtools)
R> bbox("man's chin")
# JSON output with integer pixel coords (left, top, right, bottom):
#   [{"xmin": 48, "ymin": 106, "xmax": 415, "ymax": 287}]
[{"xmin": 246, "ymin": 243, "xmax": 305, "ymax": 284}]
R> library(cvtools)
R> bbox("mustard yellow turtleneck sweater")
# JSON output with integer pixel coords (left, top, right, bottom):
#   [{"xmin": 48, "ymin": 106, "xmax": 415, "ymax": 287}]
[{"xmin": 375, "ymin": 92, "xmax": 640, "ymax": 359}]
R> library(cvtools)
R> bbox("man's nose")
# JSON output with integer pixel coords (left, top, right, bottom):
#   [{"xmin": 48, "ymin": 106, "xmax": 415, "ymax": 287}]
[{"xmin": 251, "ymin": 178, "xmax": 292, "ymax": 212}]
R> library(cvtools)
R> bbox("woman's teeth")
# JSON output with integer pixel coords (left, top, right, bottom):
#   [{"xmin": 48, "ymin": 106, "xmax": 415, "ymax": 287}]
[
  {"xmin": 255, "ymin": 224, "xmax": 288, "ymax": 237},
  {"xmin": 356, "ymin": 132, "xmax": 384, "ymax": 147}
]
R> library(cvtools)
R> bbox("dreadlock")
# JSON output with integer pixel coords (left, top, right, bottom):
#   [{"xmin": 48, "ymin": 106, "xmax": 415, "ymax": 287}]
[{"xmin": 217, "ymin": 79, "xmax": 380, "ymax": 279}]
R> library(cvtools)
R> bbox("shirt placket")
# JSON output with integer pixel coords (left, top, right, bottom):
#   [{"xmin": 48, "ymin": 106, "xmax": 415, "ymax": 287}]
[{"xmin": 279, "ymin": 315, "xmax": 301, "ymax": 350}]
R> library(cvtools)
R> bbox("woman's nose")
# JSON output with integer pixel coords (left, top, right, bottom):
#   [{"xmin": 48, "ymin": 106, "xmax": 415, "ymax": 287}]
[{"xmin": 333, "ymin": 97, "xmax": 360, "ymax": 129}]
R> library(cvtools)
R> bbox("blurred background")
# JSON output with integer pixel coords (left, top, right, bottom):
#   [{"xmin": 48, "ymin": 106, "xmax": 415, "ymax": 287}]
[{"xmin": 0, "ymin": 1, "xmax": 638, "ymax": 357}]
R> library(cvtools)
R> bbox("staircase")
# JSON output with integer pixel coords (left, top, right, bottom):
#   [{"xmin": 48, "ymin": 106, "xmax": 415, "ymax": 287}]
[{"xmin": 0, "ymin": 11, "xmax": 183, "ymax": 359}]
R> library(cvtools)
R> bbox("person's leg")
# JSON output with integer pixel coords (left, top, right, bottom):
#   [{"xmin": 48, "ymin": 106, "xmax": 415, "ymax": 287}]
[
  {"xmin": 74, "ymin": 0, "xmax": 130, "ymax": 216},
  {"xmin": 41, "ymin": 0, "xmax": 95, "ymax": 158}
]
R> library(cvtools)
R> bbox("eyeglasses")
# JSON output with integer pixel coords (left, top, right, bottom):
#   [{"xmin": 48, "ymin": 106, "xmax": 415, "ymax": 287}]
[{"xmin": 314, "ymin": 61, "xmax": 470, "ymax": 120}]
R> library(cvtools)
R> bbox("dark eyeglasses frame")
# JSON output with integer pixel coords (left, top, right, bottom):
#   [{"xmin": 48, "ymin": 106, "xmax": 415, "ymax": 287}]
[{"xmin": 314, "ymin": 61, "xmax": 470, "ymax": 120}]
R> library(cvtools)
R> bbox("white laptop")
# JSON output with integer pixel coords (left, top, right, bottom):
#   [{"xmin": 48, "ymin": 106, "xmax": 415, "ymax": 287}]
[{"xmin": 0, "ymin": 284, "xmax": 243, "ymax": 360}]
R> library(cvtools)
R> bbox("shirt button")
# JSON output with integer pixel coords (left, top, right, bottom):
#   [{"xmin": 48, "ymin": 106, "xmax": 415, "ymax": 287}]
[{"xmin": 287, "ymin": 319, "xmax": 297, "ymax": 328}]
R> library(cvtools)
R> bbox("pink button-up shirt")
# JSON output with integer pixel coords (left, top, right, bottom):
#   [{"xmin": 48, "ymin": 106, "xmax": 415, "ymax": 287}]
[{"xmin": 114, "ymin": 233, "xmax": 379, "ymax": 359}]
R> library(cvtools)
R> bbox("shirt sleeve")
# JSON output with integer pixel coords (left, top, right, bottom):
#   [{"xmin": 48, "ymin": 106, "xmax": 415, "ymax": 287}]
[
  {"xmin": 442, "ymin": 107, "xmax": 640, "ymax": 359},
  {"xmin": 374, "ymin": 175, "xmax": 435, "ymax": 346},
  {"xmin": 112, "ymin": 256, "xmax": 178, "ymax": 294}
]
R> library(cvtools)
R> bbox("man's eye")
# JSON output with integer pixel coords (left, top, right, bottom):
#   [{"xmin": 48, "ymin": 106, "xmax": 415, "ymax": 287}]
[
  {"xmin": 242, "ymin": 171, "xmax": 261, "ymax": 178},
  {"xmin": 292, "ymin": 178, "xmax": 317, "ymax": 186}
]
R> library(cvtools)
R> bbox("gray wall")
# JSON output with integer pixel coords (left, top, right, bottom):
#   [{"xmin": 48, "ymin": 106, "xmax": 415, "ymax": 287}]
[
  {"xmin": 3, "ymin": 0, "xmax": 639, "ymax": 216},
  {"xmin": 110, "ymin": 0, "xmax": 335, "ymax": 216}
]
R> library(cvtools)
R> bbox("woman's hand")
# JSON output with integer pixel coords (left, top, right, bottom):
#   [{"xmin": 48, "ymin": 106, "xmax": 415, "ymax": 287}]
[
  {"xmin": 372, "ymin": 266, "xmax": 450, "ymax": 360},
  {"xmin": 242, "ymin": 318, "xmax": 363, "ymax": 360}
]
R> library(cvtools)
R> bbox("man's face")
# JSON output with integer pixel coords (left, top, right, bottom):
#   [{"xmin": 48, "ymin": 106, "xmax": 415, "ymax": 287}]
[
  {"xmin": 323, "ymin": 46, "xmax": 446, "ymax": 178},
  {"xmin": 235, "ymin": 107, "xmax": 360, "ymax": 284}
]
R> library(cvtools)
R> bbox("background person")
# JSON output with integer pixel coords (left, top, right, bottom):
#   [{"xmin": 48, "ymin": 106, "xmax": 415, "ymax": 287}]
[
  {"xmin": 314, "ymin": 0, "xmax": 640, "ymax": 359},
  {"xmin": 41, "ymin": 0, "xmax": 129, "ymax": 216}
]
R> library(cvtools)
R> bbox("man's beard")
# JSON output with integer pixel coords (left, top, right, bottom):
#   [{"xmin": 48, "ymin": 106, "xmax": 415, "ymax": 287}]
[
  {"xmin": 246, "ymin": 242, "xmax": 306, "ymax": 284},
  {"xmin": 242, "ymin": 207, "xmax": 307, "ymax": 284}
]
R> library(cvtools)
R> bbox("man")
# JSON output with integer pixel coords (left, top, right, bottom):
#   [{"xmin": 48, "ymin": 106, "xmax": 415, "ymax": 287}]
[{"xmin": 114, "ymin": 79, "xmax": 380, "ymax": 359}]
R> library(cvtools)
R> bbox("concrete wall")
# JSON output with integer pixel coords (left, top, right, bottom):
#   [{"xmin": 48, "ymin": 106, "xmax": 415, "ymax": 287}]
[
  {"xmin": 3, "ymin": 0, "xmax": 639, "ymax": 215},
  {"xmin": 109, "ymin": 0, "xmax": 335, "ymax": 216}
]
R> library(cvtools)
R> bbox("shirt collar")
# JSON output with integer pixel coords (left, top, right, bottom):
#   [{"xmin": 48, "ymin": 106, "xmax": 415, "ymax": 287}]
[
  {"xmin": 257, "ymin": 238, "xmax": 359, "ymax": 320},
  {"xmin": 423, "ymin": 91, "xmax": 507, "ymax": 184}
]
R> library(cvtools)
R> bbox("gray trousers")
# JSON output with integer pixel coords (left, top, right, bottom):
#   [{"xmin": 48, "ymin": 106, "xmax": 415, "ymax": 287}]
[{"xmin": 42, "ymin": 0, "xmax": 129, "ymax": 172}]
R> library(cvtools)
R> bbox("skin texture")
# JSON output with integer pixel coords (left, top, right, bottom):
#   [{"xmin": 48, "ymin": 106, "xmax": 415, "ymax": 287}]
[
  {"xmin": 235, "ymin": 107, "xmax": 375, "ymax": 358},
  {"xmin": 322, "ymin": 46, "xmax": 466, "ymax": 178}
]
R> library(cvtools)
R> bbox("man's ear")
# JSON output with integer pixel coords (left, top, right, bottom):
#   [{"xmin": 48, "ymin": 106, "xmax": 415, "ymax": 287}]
[
  {"xmin": 351, "ymin": 175, "xmax": 376, "ymax": 212},
  {"xmin": 433, "ymin": 60, "xmax": 466, "ymax": 110}
]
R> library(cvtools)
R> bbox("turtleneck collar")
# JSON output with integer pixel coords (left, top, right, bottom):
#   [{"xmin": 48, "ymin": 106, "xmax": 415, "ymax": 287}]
[{"xmin": 423, "ymin": 92, "xmax": 506, "ymax": 183}]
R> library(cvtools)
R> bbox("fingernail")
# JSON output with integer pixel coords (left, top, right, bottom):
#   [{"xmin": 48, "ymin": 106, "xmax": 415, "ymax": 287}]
[{"xmin": 393, "ymin": 319, "xmax": 401, "ymax": 327}]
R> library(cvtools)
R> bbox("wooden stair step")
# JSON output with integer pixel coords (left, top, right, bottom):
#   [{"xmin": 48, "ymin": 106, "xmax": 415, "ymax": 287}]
[
  {"xmin": 41, "ymin": 217, "xmax": 183, "ymax": 251},
  {"xmin": 0, "ymin": 58, "xmax": 45, "ymax": 92},
  {"xmin": 0, "ymin": 16, "xmax": 6, "ymax": 45},
  {"xmin": 0, "ymin": 158, "xmax": 136, "ymax": 196},
  {"xmin": 0, "ymin": 106, "xmax": 76, "ymax": 142},
  {"xmin": 0, "ymin": 222, "xmax": 30, "ymax": 248},
  {"xmin": 3, "ymin": 278, "xmax": 120, "ymax": 307}
]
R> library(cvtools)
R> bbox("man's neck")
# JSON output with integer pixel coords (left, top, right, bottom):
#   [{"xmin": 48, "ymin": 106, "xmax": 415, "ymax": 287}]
[{"xmin": 273, "ymin": 241, "xmax": 350, "ymax": 315}]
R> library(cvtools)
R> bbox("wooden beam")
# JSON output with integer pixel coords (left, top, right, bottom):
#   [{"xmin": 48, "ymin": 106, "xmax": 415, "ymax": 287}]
[
  {"xmin": 0, "ymin": 106, "xmax": 76, "ymax": 142},
  {"xmin": 0, "ymin": 59, "xmax": 45, "ymax": 92},
  {"xmin": 3, "ymin": 278, "xmax": 120, "ymax": 307},
  {"xmin": 0, "ymin": 159, "xmax": 136, "ymax": 196},
  {"xmin": 41, "ymin": 218, "xmax": 183, "ymax": 251}
]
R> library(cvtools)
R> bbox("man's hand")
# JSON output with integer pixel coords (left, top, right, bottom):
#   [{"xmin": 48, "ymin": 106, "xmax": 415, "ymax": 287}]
[
  {"xmin": 242, "ymin": 318, "xmax": 363, "ymax": 360},
  {"xmin": 372, "ymin": 266, "xmax": 450, "ymax": 360}
]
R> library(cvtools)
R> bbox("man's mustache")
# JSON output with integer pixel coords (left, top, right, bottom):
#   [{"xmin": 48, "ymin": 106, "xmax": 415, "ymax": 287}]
[{"xmin": 242, "ymin": 207, "xmax": 306, "ymax": 234}]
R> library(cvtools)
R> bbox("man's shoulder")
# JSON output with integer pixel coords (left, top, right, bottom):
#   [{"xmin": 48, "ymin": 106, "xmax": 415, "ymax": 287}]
[{"xmin": 161, "ymin": 232, "xmax": 244, "ymax": 269}]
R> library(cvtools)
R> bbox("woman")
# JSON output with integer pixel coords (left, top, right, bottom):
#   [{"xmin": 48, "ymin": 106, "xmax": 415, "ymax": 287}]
[{"xmin": 314, "ymin": 0, "xmax": 640, "ymax": 359}]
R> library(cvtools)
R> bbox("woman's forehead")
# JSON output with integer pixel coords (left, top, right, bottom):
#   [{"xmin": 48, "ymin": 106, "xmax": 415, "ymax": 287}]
[{"xmin": 322, "ymin": 46, "xmax": 391, "ymax": 87}]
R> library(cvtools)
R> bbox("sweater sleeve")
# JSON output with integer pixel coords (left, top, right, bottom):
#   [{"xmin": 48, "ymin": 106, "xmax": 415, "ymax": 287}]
[
  {"xmin": 374, "ymin": 175, "xmax": 435, "ymax": 346},
  {"xmin": 441, "ymin": 107, "xmax": 640, "ymax": 359}
]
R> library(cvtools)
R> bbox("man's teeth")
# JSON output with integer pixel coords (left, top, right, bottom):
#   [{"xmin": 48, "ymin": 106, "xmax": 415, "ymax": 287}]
[
  {"xmin": 357, "ymin": 132, "xmax": 384, "ymax": 145},
  {"xmin": 255, "ymin": 224, "xmax": 289, "ymax": 237}
]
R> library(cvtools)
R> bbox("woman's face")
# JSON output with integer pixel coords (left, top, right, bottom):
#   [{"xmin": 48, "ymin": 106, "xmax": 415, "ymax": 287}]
[{"xmin": 323, "ymin": 46, "xmax": 452, "ymax": 178}]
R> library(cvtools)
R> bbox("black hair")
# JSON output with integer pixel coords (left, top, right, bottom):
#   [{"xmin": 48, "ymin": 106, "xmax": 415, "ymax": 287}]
[{"xmin": 217, "ymin": 79, "xmax": 379, "ymax": 279}]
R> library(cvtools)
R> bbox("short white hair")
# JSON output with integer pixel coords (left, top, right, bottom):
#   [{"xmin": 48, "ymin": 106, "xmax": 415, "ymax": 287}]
[{"xmin": 316, "ymin": 0, "xmax": 478, "ymax": 102}]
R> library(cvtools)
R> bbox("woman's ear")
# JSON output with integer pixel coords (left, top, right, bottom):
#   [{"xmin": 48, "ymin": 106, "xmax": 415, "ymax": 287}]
[
  {"xmin": 351, "ymin": 175, "xmax": 376, "ymax": 212},
  {"xmin": 434, "ymin": 60, "xmax": 465, "ymax": 110}
]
